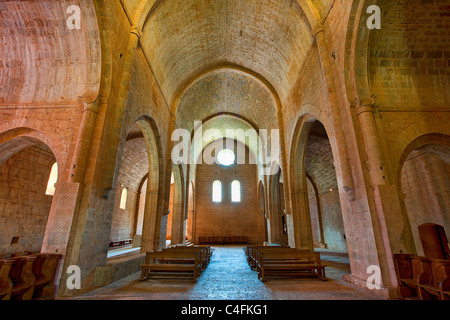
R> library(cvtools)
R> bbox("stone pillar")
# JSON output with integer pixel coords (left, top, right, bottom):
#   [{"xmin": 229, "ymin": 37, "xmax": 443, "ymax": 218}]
[
  {"xmin": 355, "ymin": 100, "xmax": 387, "ymax": 185},
  {"xmin": 70, "ymin": 99, "xmax": 101, "ymax": 183},
  {"xmin": 58, "ymin": 25, "xmax": 142, "ymax": 296},
  {"xmin": 314, "ymin": 25, "xmax": 355, "ymax": 199},
  {"xmin": 354, "ymin": 100, "xmax": 416, "ymax": 294}
]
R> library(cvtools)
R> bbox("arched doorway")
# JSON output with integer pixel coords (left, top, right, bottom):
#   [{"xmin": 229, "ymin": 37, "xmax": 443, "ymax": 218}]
[
  {"xmin": 0, "ymin": 136, "xmax": 58, "ymax": 257},
  {"xmin": 268, "ymin": 166, "xmax": 288, "ymax": 246},
  {"xmin": 258, "ymin": 182, "xmax": 269, "ymax": 243},
  {"xmin": 186, "ymin": 181, "xmax": 195, "ymax": 243},
  {"xmin": 305, "ymin": 122, "xmax": 347, "ymax": 252},
  {"xmin": 399, "ymin": 138, "xmax": 450, "ymax": 257},
  {"xmin": 165, "ymin": 165, "xmax": 185, "ymax": 246},
  {"xmin": 108, "ymin": 116, "xmax": 163, "ymax": 256},
  {"xmin": 290, "ymin": 118, "xmax": 347, "ymax": 253}
]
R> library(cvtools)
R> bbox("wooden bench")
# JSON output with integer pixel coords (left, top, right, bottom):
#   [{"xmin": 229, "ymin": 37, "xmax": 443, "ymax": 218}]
[
  {"xmin": 31, "ymin": 253, "xmax": 62, "ymax": 299},
  {"xmin": 140, "ymin": 250, "xmax": 202, "ymax": 282},
  {"xmin": 257, "ymin": 251, "xmax": 327, "ymax": 282},
  {"xmin": 198, "ymin": 236, "xmax": 249, "ymax": 245},
  {"xmin": 8, "ymin": 256, "xmax": 37, "ymax": 300},
  {"xmin": 161, "ymin": 246, "xmax": 212, "ymax": 270},
  {"xmin": 0, "ymin": 259, "xmax": 14, "ymax": 300},
  {"xmin": 246, "ymin": 246, "xmax": 296, "ymax": 270},
  {"xmin": 393, "ymin": 253, "xmax": 418, "ymax": 299},
  {"xmin": 418, "ymin": 259, "xmax": 450, "ymax": 300},
  {"xmin": 398, "ymin": 256, "xmax": 432, "ymax": 300}
]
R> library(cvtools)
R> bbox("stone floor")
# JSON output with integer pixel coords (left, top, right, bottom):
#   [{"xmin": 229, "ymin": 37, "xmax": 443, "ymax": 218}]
[{"xmin": 67, "ymin": 246, "xmax": 384, "ymax": 300}]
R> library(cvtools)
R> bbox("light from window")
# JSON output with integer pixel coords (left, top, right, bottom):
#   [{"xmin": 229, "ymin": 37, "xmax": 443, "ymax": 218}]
[
  {"xmin": 231, "ymin": 180, "xmax": 241, "ymax": 202},
  {"xmin": 45, "ymin": 162, "xmax": 58, "ymax": 196},
  {"xmin": 212, "ymin": 180, "xmax": 222, "ymax": 203},
  {"xmin": 120, "ymin": 187, "xmax": 128, "ymax": 209},
  {"xmin": 217, "ymin": 149, "xmax": 235, "ymax": 166}
]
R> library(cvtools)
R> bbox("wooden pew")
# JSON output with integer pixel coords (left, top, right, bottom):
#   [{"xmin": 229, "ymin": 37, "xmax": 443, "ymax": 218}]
[
  {"xmin": 418, "ymin": 259, "xmax": 450, "ymax": 300},
  {"xmin": 393, "ymin": 253, "xmax": 418, "ymax": 299},
  {"xmin": 8, "ymin": 256, "xmax": 37, "ymax": 300},
  {"xmin": 161, "ymin": 246, "xmax": 212, "ymax": 270},
  {"xmin": 399, "ymin": 256, "xmax": 432, "ymax": 300},
  {"xmin": 257, "ymin": 251, "xmax": 327, "ymax": 282},
  {"xmin": 140, "ymin": 250, "xmax": 202, "ymax": 282},
  {"xmin": 0, "ymin": 259, "xmax": 14, "ymax": 300},
  {"xmin": 246, "ymin": 246, "xmax": 296, "ymax": 270},
  {"xmin": 31, "ymin": 253, "xmax": 62, "ymax": 299}
]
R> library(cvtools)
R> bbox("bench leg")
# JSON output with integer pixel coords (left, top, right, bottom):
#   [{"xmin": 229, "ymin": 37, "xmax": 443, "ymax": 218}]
[
  {"xmin": 259, "ymin": 269, "xmax": 266, "ymax": 282},
  {"xmin": 140, "ymin": 269, "xmax": 148, "ymax": 281},
  {"xmin": 318, "ymin": 268, "xmax": 327, "ymax": 281}
]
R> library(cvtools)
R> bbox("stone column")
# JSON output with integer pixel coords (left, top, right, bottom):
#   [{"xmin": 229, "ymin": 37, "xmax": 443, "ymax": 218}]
[
  {"xmin": 355, "ymin": 100, "xmax": 387, "ymax": 185},
  {"xmin": 59, "ymin": 25, "xmax": 143, "ymax": 296},
  {"xmin": 314, "ymin": 25, "xmax": 355, "ymax": 199}
]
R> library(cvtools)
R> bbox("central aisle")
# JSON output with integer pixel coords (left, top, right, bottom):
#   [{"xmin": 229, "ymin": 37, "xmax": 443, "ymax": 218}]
[{"xmin": 186, "ymin": 246, "xmax": 273, "ymax": 299}]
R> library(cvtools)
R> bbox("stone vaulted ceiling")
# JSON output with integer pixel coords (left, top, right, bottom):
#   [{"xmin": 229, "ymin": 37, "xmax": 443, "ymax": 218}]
[
  {"xmin": 139, "ymin": 0, "xmax": 314, "ymax": 106},
  {"xmin": 176, "ymin": 70, "xmax": 278, "ymax": 132}
]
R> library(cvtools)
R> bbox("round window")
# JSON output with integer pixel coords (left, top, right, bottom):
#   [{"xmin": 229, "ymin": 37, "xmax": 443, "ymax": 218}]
[{"xmin": 217, "ymin": 149, "xmax": 235, "ymax": 166}]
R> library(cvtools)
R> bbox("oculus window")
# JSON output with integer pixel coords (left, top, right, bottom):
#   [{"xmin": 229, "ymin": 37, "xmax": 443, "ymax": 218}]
[{"xmin": 217, "ymin": 149, "xmax": 235, "ymax": 166}]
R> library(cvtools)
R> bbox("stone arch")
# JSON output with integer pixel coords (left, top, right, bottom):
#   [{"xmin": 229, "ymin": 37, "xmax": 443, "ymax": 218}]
[
  {"xmin": 167, "ymin": 164, "xmax": 186, "ymax": 246},
  {"xmin": 136, "ymin": 0, "xmax": 318, "ymax": 36},
  {"xmin": 398, "ymin": 133, "xmax": 450, "ymax": 256},
  {"xmin": 268, "ymin": 164, "xmax": 288, "ymax": 246},
  {"xmin": 133, "ymin": 174, "xmax": 149, "ymax": 238},
  {"xmin": 0, "ymin": 126, "xmax": 66, "ymax": 169},
  {"xmin": 397, "ymin": 133, "xmax": 450, "ymax": 184},
  {"xmin": 344, "ymin": 0, "xmax": 379, "ymax": 105},
  {"xmin": 258, "ymin": 181, "xmax": 269, "ymax": 243},
  {"xmin": 289, "ymin": 115, "xmax": 317, "ymax": 251},
  {"xmin": 0, "ymin": 131, "xmax": 60, "ymax": 256},
  {"xmin": 108, "ymin": 115, "xmax": 164, "ymax": 253},
  {"xmin": 134, "ymin": 116, "xmax": 165, "ymax": 252},
  {"xmin": 186, "ymin": 181, "xmax": 195, "ymax": 242},
  {"xmin": 289, "ymin": 114, "xmax": 349, "ymax": 253},
  {"xmin": 0, "ymin": 0, "xmax": 102, "ymax": 105}
]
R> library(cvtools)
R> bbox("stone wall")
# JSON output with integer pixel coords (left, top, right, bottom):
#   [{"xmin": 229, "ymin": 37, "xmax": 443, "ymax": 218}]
[
  {"xmin": 0, "ymin": 145, "xmax": 55, "ymax": 255},
  {"xmin": 195, "ymin": 142, "xmax": 264, "ymax": 245},
  {"xmin": 401, "ymin": 150, "xmax": 450, "ymax": 256}
]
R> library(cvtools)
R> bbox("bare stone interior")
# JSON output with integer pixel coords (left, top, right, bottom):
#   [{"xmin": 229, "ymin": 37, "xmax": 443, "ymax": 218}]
[{"xmin": 0, "ymin": 0, "xmax": 449, "ymax": 301}]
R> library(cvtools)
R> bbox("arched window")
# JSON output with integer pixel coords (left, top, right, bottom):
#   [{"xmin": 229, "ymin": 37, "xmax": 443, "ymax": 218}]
[
  {"xmin": 231, "ymin": 180, "xmax": 241, "ymax": 203},
  {"xmin": 45, "ymin": 162, "xmax": 58, "ymax": 196},
  {"xmin": 212, "ymin": 180, "xmax": 222, "ymax": 203},
  {"xmin": 120, "ymin": 187, "xmax": 128, "ymax": 209}
]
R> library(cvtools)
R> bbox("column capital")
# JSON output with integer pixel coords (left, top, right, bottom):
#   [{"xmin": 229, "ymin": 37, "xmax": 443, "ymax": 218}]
[
  {"xmin": 312, "ymin": 24, "xmax": 324, "ymax": 38},
  {"xmin": 355, "ymin": 98, "xmax": 376, "ymax": 116},
  {"xmin": 130, "ymin": 25, "xmax": 142, "ymax": 38}
]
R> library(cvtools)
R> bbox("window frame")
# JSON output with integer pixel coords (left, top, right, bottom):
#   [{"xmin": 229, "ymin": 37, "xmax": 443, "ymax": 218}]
[
  {"xmin": 231, "ymin": 180, "xmax": 241, "ymax": 203},
  {"xmin": 212, "ymin": 180, "xmax": 222, "ymax": 203}
]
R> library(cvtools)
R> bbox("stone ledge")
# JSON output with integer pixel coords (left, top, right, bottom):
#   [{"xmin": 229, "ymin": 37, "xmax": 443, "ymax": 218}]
[{"xmin": 94, "ymin": 253, "xmax": 145, "ymax": 287}]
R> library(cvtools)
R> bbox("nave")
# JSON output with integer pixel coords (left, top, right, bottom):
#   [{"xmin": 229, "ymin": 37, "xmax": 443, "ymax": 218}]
[{"xmin": 66, "ymin": 246, "xmax": 382, "ymax": 300}]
